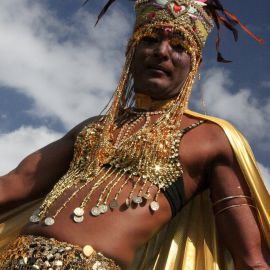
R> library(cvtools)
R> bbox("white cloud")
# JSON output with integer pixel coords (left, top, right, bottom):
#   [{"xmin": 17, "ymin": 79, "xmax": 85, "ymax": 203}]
[
  {"xmin": 0, "ymin": 126, "xmax": 62, "ymax": 175},
  {"xmin": 195, "ymin": 68, "xmax": 270, "ymax": 145},
  {"xmin": 0, "ymin": 0, "xmax": 131, "ymax": 129},
  {"xmin": 258, "ymin": 163, "xmax": 270, "ymax": 193}
]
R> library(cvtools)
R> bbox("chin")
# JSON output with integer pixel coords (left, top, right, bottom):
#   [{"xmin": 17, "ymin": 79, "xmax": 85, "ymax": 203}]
[
  {"xmin": 148, "ymin": 84, "xmax": 179, "ymax": 100},
  {"xmin": 146, "ymin": 79, "xmax": 169, "ymax": 91},
  {"xmin": 134, "ymin": 76, "xmax": 180, "ymax": 100},
  {"xmin": 148, "ymin": 88, "xmax": 177, "ymax": 100}
]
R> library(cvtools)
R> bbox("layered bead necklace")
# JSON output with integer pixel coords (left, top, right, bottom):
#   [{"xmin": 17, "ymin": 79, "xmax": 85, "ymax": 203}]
[{"xmin": 29, "ymin": 94, "xmax": 188, "ymax": 226}]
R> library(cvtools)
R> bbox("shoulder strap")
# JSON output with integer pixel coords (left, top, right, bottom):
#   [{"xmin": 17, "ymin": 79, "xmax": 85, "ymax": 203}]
[{"xmin": 180, "ymin": 120, "xmax": 205, "ymax": 137}]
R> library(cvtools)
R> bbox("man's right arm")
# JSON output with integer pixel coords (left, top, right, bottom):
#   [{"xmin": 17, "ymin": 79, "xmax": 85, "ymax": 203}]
[{"xmin": 0, "ymin": 117, "xmax": 97, "ymax": 213}]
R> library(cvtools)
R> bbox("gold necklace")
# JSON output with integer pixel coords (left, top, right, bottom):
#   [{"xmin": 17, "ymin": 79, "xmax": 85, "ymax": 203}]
[
  {"xmin": 29, "ymin": 55, "xmax": 200, "ymax": 225},
  {"xmin": 29, "ymin": 99, "xmax": 180, "ymax": 224}
]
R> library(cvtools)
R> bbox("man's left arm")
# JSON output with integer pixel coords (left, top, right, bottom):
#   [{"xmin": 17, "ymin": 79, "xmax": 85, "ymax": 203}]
[{"xmin": 209, "ymin": 132, "xmax": 270, "ymax": 270}]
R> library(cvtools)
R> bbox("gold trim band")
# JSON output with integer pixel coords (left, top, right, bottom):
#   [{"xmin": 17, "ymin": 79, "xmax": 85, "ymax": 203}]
[
  {"xmin": 214, "ymin": 203, "xmax": 257, "ymax": 216},
  {"xmin": 212, "ymin": 195, "xmax": 253, "ymax": 207}
]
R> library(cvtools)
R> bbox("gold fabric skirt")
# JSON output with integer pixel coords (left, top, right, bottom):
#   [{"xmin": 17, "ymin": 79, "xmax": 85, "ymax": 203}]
[{"xmin": 0, "ymin": 235, "xmax": 121, "ymax": 269}]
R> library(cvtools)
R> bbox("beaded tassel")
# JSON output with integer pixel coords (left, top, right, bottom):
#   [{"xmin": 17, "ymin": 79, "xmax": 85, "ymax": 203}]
[{"xmin": 30, "ymin": 25, "xmax": 201, "ymax": 226}]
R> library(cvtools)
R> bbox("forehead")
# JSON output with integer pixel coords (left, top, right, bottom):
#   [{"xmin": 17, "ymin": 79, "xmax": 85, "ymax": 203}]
[
  {"xmin": 127, "ymin": 24, "xmax": 194, "ymax": 56},
  {"xmin": 144, "ymin": 27, "xmax": 185, "ymax": 39}
]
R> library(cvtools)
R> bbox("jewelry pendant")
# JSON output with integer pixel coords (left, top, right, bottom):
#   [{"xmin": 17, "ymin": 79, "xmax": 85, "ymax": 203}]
[
  {"xmin": 91, "ymin": 206, "xmax": 101, "ymax": 217},
  {"xmin": 98, "ymin": 204, "xmax": 108, "ymax": 214},
  {"xmin": 133, "ymin": 196, "xmax": 143, "ymax": 204},
  {"xmin": 109, "ymin": 199, "xmax": 118, "ymax": 209},
  {"xmin": 29, "ymin": 215, "xmax": 40, "ymax": 223},
  {"xmin": 73, "ymin": 215, "xmax": 84, "ymax": 223},
  {"xmin": 29, "ymin": 209, "xmax": 41, "ymax": 223},
  {"xmin": 150, "ymin": 201, "xmax": 160, "ymax": 211},
  {"xmin": 44, "ymin": 217, "xmax": 55, "ymax": 226},
  {"xmin": 73, "ymin": 207, "xmax": 84, "ymax": 217},
  {"xmin": 82, "ymin": 245, "xmax": 94, "ymax": 257}
]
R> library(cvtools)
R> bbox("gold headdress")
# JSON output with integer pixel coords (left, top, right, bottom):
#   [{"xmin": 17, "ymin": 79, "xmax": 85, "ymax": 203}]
[{"xmin": 133, "ymin": 0, "xmax": 213, "ymax": 49}]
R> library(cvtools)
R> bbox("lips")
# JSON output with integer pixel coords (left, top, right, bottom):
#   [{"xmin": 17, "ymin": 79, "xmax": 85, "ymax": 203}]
[{"xmin": 147, "ymin": 64, "xmax": 171, "ymax": 76}]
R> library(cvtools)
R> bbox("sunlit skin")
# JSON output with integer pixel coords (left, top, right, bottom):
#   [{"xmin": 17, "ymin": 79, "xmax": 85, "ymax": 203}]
[{"xmin": 0, "ymin": 29, "xmax": 269, "ymax": 269}]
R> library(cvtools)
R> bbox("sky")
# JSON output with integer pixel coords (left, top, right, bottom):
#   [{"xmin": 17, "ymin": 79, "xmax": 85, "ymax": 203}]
[{"xmin": 0, "ymin": 0, "xmax": 269, "ymax": 190}]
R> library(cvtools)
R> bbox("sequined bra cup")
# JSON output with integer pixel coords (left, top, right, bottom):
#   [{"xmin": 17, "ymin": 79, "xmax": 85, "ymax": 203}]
[
  {"xmin": 73, "ymin": 120, "xmax": 184, "ymax": 191},
  {"xmin": 29, "ymin": 117, "xmax": 204, "ymax": 225}
]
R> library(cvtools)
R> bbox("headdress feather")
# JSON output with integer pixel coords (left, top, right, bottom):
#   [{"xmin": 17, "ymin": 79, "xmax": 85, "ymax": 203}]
[
  {"xmin": 205, "ymin": 0, "xmax": 264, "ymax": 61},
  {"xmin": 84, "ymin": 0, "xmax": 264, "ymax": 62}
]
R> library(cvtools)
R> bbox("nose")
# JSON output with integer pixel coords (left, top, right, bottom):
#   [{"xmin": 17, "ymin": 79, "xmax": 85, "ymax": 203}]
[{"xmin": 153, "ymin": 40, "xmax": 171, "ymax": 60}]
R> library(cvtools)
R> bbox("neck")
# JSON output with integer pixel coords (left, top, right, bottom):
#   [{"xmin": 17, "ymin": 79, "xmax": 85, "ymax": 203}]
[{"xmin": 134, "ymin": 93, "xmax": 177, "ymax": 111}]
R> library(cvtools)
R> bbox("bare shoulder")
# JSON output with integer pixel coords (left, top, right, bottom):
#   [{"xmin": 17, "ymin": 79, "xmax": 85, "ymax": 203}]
[
  {"xmin": 182, "ymin": 114, "xmax": 234, "ymax": 162},
  {"xmin": 64, "ymin": 115, "xmax": 102, "ymax": 142},
  {"xmin": 178, "ymin": 114, "xmax": 241, "ymax": 198},
  {"xmin": 200, "ymin": 120, "xmax": 234, "ymax": 160},
  {"xmin": 195, "ymin": 118, "xmax": 252, "ymax": 197}
]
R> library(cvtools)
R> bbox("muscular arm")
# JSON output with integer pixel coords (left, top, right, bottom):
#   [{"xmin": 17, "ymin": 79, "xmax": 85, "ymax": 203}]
[
  {"xmin": 0, "ymin": 117, "xmax": 98, "ymax": 213},
  {"xmin": 209, "ymin": 129, "xmax": 270, "ymax": 269}
]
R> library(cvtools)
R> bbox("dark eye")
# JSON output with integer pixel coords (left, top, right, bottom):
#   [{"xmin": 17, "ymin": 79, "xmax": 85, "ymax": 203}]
[
  {"xmin": 172, "ymin": 43, "xmax": 185, "ymax": 53},
  {"xmin": 141, "ymin": 36, "xmax": 158, "ymax": 44},
  {"xmin": 170, "ymin": 37, "xmax": 186, "ymax": 53},
  {"xmin": 170, "ymin": 36, "xmax": 185, "ymax": 52}
]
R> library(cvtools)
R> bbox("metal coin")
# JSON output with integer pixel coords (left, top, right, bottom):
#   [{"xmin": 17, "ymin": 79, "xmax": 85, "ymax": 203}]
[
  {"xmin": 91, "ymin": 207, "xmax": 101, "ymax": 217},
  {"xmin": 82, "ymin": 245, "xmax": 94, "ymax": 257},
  {"xmin": 109, "ymin": 199, "xmax": 118, "ymax": 209},
  {"xmin": 98, "ymin": 204, "xmax": 108, "ymax": 214},
  {"xmin": 29, "ymin": 215, "xmax": 40, "ymax": 223},
  {"xmin": 132, "ymin": 196, "xmax": 143, "ymax": 204},
  {"xmin": 73, "ymin": 215, "xmax": 84, "ymax": 223},
  {"xmin": 150, "ymin": 201, "xmax": 160, "ymax": 211},
  {"xmin": 73, "ymin": 207, "xmax": 84, "ymax": 217},
  {"xmin": 44, "ymin": 217, "xmax": 55, "ymax": 226}
]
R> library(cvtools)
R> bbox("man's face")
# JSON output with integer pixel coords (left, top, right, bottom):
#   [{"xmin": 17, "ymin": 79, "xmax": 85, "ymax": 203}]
[{"xmin": 131, "ymin": 29, "xmax": 191, "ymax": 100}]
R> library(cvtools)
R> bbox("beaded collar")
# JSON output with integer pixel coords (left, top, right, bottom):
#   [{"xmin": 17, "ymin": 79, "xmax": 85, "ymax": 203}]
[{"xmin": 135, "ymin": 93, "xmax": 178, "ymax": 111}]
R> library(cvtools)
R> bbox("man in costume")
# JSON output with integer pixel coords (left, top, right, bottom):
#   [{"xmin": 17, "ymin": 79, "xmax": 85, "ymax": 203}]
[{"xmin": 0, "ymin": 0, "xmax": 269, "ymax": 269}]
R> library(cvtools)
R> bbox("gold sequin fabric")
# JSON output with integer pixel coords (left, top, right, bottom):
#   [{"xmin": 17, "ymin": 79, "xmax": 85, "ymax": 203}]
[
  {"xmin": 0, "ymin": 235, "xmax": 121, "ymax": 270},
  {"xmin": 73, "ymin": 119, "xmax": 183, "ymax": 188}
]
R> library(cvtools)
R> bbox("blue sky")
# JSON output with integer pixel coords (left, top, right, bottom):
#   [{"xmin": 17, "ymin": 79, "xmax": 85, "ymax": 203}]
[{"xmin": 0, "ymin": 0, "xmax": 269, "ymax": 190}]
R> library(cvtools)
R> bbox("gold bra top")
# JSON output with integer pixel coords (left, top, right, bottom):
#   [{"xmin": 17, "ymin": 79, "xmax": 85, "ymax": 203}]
[
  {"xmin": 31, "ymin": 114, "xmax": 204, "ymax": 225},
  {"xmin": 72, "ymin": 118, "xmax": 184, "ymax": 189}
]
